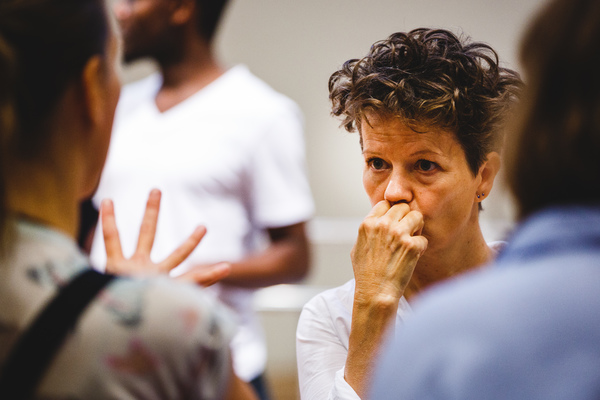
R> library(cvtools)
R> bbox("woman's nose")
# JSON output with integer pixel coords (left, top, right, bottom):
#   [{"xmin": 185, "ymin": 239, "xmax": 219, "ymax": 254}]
[{"xmin": 384, "ymin": 175, "xmax": 413, "ymax": 204}]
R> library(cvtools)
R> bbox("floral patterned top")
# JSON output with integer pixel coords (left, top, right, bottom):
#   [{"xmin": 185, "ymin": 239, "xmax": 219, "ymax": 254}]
[{"xmin": 0, "ymin": 220, "xmax": 235, "ymax": 399}]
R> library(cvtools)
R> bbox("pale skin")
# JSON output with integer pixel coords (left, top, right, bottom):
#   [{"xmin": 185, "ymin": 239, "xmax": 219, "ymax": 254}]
[
  {"xmin": 344, "ymin": 113, "xmax": 500, "ymax": 398},
  {"xmin": 109, "ymin": 0, "xmax": 311, "ymax": 288},
  {"xmin": 6, "ymin": 25, "xmax": 256, "ymax": 400},
  {"xmin": 101, "ymin": 188, "xmax": 231, "ymax": 286}
]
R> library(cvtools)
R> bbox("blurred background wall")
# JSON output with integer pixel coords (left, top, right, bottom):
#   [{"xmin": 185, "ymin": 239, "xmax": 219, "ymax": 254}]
[{"xmin": 118, "ymin": 0, "xmax": 548, "ymax": 398}]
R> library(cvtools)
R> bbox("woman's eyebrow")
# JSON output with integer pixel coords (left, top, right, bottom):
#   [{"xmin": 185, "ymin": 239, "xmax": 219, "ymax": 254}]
[{"xmin": 409, "ymin": 149, "xmax": 446, "ymax": 158}]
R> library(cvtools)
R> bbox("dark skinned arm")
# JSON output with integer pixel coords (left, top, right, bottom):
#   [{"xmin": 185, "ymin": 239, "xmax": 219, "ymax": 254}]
[{"xmin": 218, "ymin": 222, "xmax": 311, "ymax": 288}]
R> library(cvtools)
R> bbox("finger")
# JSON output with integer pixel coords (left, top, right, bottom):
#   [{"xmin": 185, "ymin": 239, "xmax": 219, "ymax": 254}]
[
  {"xmin": 365, "ymin": 200, "xmax": 392, "ymax": 219},
  {"xmin": 389, "ymin": 234, "xmax": 428, "ymax": 275},
  {"xmin": 176, "ymin": 262, "xmax": 231, "ymax": 287},
  {"xmin": 157, "ymin": 226, "xmax": 207, "ymax": 273},
  {"xmin": 385, "ymin": 202, "xmax": 412, "ymax": 222},
  {"xmin": 135, "ymin": 189, "xmax": 161, "ymax": 255},
  {"xmin": 397, "ymin": 210, "xmax": 425, "ymax": 236},
  {"xmin": 395, "ymin": 215, "xmax": 428, "ymax": 262},
  {"xmin": 414, "ymin": 235, "xmax": 429, "ymax": 257},
  {"xmin": 101, "ymin": 199, "xmax": 124, "ymax": 260}
]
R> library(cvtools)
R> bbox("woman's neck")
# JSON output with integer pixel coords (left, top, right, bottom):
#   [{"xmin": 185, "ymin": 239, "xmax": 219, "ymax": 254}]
[
  {"xmin": 5, "ymin": 160, "xmax": 81, "ymax": 239},
  {"xmin": 404, "ymin": 224, "xmax": 493, "ymax": 301}
]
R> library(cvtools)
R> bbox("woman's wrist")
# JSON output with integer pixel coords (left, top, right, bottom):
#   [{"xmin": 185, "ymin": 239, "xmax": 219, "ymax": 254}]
[
  {"xmin": 353, "ymin": 284, "xmax": 403, "ymax": 309},
  {"xmin": 351, "ymin": 292, "xmax": 399, "ymax": 339}
]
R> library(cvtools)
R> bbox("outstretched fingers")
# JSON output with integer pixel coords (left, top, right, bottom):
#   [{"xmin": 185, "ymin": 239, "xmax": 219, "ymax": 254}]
[
  {"xmin": 135, "ymin": 189, "xmax": 161, "ymax": 256},
  {"xmin": 157, "ymin": 226, "xmax": 207, "ymax": 274},
  {"xmin": 101, "ymin": 199, "xmax": 124, "ymax": 261}
]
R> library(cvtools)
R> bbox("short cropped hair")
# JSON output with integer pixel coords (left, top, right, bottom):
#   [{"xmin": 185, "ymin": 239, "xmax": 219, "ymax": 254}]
[
  {"xmin": 329, "ymin": 28, "xmax": 522, "ymax": 175},
  {"xmin": 505, "ymin": 0, "xmax": 600, "ymax": 218},
  {"xmin": 196, "ymin": 0, "xmax": 230, "ymax": 41}
]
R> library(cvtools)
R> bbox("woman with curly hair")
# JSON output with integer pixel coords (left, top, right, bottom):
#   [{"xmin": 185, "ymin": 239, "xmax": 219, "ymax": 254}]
[{"xmin": 296, "ymin": 28, "xmax": 522, "ymax": 400}]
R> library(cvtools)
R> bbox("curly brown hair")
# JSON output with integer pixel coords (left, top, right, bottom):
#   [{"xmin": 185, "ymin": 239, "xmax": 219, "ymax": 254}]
[{"xmin": 329, "ymin": 28, "xmax": 522, "ymax": 175}]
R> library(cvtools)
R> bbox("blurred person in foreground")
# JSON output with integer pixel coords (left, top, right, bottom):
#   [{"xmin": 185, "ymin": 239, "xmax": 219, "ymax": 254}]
[
  {"xmin": 88, "ymin": 1, "xmax": 314, "ymax": 398},
  {"xmin": 371, "ymin": 0, "xmax": 600, "ymax": 398},
  {"xmin": 0, "ymin": 0, "xmax": 256, "ymax": 398},
  {"xmin": 296, "ymin": 28, "xmax": 521, "ymax": 399}
]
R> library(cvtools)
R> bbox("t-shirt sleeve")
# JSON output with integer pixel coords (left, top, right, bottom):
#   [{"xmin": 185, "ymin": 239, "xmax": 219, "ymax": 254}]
[{"xmin": 247, "ymin": 103, "xmax": 314, "ymax": 228}]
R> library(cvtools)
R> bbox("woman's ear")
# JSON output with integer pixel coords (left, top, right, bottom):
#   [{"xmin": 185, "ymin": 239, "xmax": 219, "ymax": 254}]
[
  {"xmin": 80, "ymin": 55, "xmax": 105, "ymax": 128},
  {"xmin": 476, "ymin": 151, "xmax": 501, "ymax": 203}
]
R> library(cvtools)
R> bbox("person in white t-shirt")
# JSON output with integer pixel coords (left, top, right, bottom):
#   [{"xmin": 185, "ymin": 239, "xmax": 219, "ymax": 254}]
[
  {"xmin": 296, "ymin": 28, "xmax": 522, "ymax": 400},
  {"xmin": 87, "ymin": 1, "xmax": 314, "ymax": 398}
]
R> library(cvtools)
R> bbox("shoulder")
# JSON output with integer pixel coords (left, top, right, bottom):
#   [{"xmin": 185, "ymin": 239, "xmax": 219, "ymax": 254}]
[
  {"xmin": 301, "ymin": 279, "xmax": 355, "ymax": 319},
  {"xmin": 488, "ymin": 240, "xmax": 507, "ymax": 255},
  {"xmin": 101, "ymin": 275, "xmax": 235, "ymax": 349},
  {"xmin": 374, "ymin": 255, "xmax": 600, "ymax": 399},
  {"xmin": 77, "ymin": 276, "xmax": 234, "ymax": 398},
  {"xmin": 219, "ymin": 65, "xmax": 302, "ymax": 119},
  {"xmin": 297, "ymin": 279, "xmax": 356, "ymax": 341}
]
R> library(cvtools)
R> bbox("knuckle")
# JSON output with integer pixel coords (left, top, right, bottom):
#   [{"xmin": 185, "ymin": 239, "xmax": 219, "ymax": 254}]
[
  {"xmin": 399, "ymin": 236, "xmax": 420, "ymax": 253},
  {"xmin": 374, "ymin": 219, "xmax": 390, "ymax": 231},
  {"xmin": 406, "ymin": 210, "xmax": 423, "ymax": 225},
  {"xmin": 360, "ymin": 217, "xmax": 384, "ymax": 233},
  {"xmin": 390, "ymin": 223, "xmax": 407, "ymax": 238}
]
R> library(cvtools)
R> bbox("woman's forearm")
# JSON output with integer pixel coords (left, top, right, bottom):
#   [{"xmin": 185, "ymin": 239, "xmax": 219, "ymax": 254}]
[{"xmin": 344, "ymin": 295, "xmax": 399, "ymax": 398}]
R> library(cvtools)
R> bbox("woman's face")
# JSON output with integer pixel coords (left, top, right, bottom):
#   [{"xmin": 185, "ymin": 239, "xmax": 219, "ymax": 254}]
[{"xmin": 361, "ymin": 114, "xmax": 484, "ymax": 253}]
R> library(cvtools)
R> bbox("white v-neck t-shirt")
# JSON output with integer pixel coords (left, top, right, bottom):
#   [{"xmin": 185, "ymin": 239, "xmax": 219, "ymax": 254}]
[{"xmin": 90, "ymin": 65, "xmax": 314, "ymax": 381}]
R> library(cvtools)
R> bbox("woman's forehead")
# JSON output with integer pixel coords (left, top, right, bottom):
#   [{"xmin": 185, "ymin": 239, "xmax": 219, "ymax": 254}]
[
  {"xmin": 360, "ymin": 114, "xmax": 464, "ymax": 158},
  {"xmin": 360, "ymin": 115, "xmax": 458, "ymax": 149}
]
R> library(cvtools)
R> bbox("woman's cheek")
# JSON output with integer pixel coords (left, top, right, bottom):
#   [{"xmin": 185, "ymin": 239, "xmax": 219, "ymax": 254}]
[
  {"xmin": 363, "ymin": 171, "xmax": 380, "ymax": 202},
  {"xmin": 363, "ymin": 170, "xmax": 376, "ymax": 198}
]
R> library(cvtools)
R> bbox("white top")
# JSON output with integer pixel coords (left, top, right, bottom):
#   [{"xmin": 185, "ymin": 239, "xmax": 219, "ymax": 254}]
[
  {"xmin": 0, "ymin": 220, "xmax": 235, "ymax": 399},
  {"xmin": 296, "ymin": 242, "xmax": 506, "ymax": 400},
  {"xmin": 296, "ymin": 279, "xmax": 412, "ymax": 400},
  {"xmin": 90, "ymin": 65, "xmax": 314, "ymax": 381}
]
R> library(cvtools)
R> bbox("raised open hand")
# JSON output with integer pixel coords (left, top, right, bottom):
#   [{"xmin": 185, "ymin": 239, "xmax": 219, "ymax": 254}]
[{"xmin": 101, "ymin": 189, "xmax": 230, "ymax": 286}]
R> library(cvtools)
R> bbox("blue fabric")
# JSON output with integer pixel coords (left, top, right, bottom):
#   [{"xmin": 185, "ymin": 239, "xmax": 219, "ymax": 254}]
[
  {"xmin": 250, "ymin": 373, "xmax": 272, "ymax": 400},
  {"xmin": 371, "ymin": 205, "xmax": 600, "ymax": 400}
]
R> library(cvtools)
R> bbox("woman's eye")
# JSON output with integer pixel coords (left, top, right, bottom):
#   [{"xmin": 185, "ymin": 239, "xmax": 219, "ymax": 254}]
[
  {"xmin": 415, "ymin": 159, "xmax": 438, "ymax": 172},
  {"xmin": 368, "ymin": 158, "xmax": 387, "ymax": 170}
]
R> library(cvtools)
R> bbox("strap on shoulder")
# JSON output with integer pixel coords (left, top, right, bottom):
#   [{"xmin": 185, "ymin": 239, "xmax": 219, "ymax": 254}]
[{"xmin": 0, "ymin": 268, "xmax": 115, "ymax": 399}]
